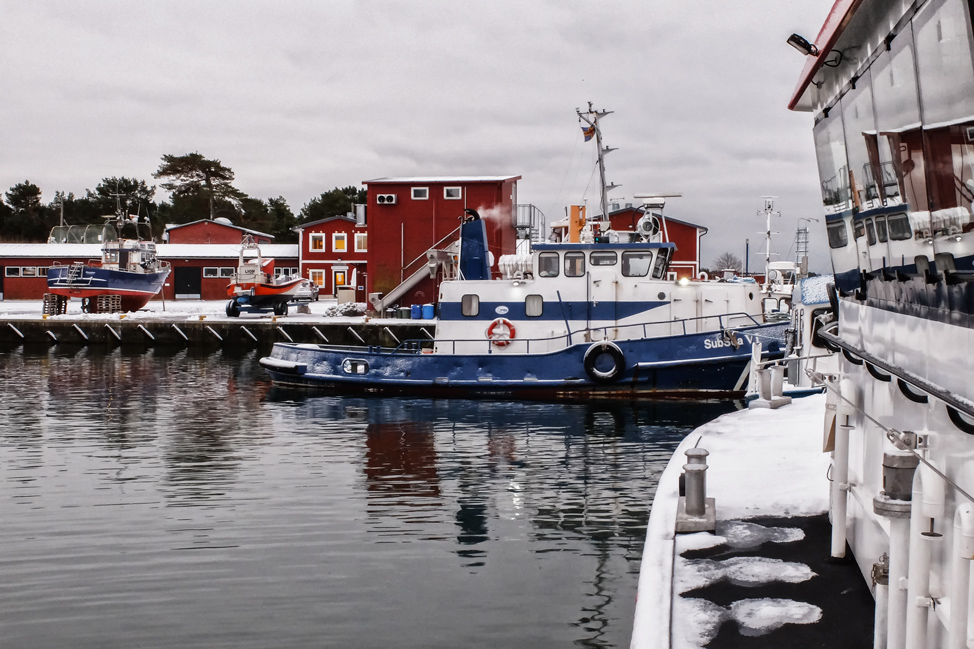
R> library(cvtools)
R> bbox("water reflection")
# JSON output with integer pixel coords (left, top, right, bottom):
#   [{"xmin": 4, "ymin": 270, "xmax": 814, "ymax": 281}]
[{"xmin": 0, "ymin": 349, "xmax": 736, "ymax": 649}]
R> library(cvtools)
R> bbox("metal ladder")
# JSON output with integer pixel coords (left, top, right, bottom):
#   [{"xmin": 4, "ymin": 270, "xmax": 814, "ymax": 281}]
[{"xmin": 66, "ymin": 262, "xmax": 85, "ymax": 284}]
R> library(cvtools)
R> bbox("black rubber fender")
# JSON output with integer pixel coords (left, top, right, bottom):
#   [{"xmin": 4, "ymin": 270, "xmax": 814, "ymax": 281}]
[{"xmin": 583, "ymin": 342, "xmax": 626, "ymax": 383}]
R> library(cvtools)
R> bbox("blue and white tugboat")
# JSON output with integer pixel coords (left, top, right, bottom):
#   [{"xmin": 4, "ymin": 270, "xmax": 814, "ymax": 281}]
[{"xmin": 260, "ymin": 204, "xmax": 787, "ymax": 399}]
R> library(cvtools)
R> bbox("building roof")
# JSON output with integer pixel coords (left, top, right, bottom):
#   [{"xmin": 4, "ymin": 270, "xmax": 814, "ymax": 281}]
[
  {"xmin": 0, "ymin": 243, "xmax": 299, "ymax": 259},
  {"xmin": 292, "ymin": 214, "xmax": 358, "ymax": 231},
  {"xmin": 363, "ymin": 176, "xmax": 521, "ymax": 184},
  {"xmin": 164, "ymin": 219, "xmax": 275, "ymax": 239}
]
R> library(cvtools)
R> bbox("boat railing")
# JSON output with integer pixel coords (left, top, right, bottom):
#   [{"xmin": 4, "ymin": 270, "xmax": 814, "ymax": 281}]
[{"xmin": 371, "ymin": 310, "xmax": 774, "ymax": 356}]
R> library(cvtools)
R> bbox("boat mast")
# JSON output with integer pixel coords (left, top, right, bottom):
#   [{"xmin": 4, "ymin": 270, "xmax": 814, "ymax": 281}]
[
  {"xmin": 577, "ymin": 102, "xmax": 619, "ymax": 221},
  {"xmin": 758, "ymin": 196, "xmax": 780, "ymax": 291}
]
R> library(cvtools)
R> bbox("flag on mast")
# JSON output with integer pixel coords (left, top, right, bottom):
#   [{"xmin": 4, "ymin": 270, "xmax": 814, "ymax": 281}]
[{"xmin": 582, "ymin": 125, "xmax": 595, "ymax": 142}]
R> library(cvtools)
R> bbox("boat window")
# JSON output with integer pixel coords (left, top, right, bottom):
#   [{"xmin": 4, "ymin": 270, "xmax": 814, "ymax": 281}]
[
  {"xmin": 564, "ymin": 252, "xmax": 585, "ymax": 277},
  {"xmin": 341, "ymin": 359, "xmax": 370, "ymax": 375},
  {"xmin": 853, "ymin": 220, "xmax": 866, "ymax": 240},
  {"xmin": 864, "ymin": 218, "xmax": 877, "ymax": 246},
  {"xmin": 461, "ymin": 294, "xmax": 480, "ymax": 317},
  {"xmin": 651, "ymin": 249, "xmax": 670, "ymax": 279},
  {"xmin": 590, "ymin": 251, "xmax": 617, "ymax": 266},
  {"xmin": 827, "ymin": 221, "xmax": 849, "ymax": 248},
  {"xmin": 622, "ymin": 251, "xmax": 653, "ymax": 277},
  {"xmin": 809, "ymin": 308, "xmax": 830, "ymax": 349},
  {"xmin": 538, "ymin": 252, "xmax": 559, "ymax": 277},
  {"xmin": 887, "ymin": 213, "xmax": 913, "ymax": 240},
  {"xmin": 875, "ymin": 216, "xmax": 888, "ymax": 243},
  {"xmin": 525, "ymin": 294, "xmax": 543, "ymax": 317},
  {"xmin": 104, "ymin": 250, "xmax": 119, "ymax": 263}
]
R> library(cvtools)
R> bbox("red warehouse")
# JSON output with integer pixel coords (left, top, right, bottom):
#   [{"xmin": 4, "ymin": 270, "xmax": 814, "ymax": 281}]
[
  {"xmin": 164, "ymin": 218, "xmax": 274, "ymax": 245},
  {"xmin": 294, "ymin": 215, "xmax": 368, "ymax": 300},
  {"xmin": 363, "ymin": 176, "xmax": 520, "ymax": 310}
]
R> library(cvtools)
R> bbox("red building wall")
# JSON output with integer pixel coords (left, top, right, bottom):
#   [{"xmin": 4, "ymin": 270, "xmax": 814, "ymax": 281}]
[
  {"xmin": 166, "ymin": 220, "xmax": 273, "ymax": 245},
  {"xmin": 295, "ymin": 215, "xmax": 368, "ymax": 298},
  {"xmin": 364, "ymin": 177, "xmax": 520, "ymax": 306}
]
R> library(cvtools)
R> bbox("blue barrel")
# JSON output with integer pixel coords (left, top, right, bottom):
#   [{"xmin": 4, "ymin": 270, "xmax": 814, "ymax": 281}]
[
  {"xmin": 422, "ymin": 303, "xmax": 435, "ymax": 319},
  {"xmin": 410, "ymin": 304, "xmax": 421, "ymax": 319}
]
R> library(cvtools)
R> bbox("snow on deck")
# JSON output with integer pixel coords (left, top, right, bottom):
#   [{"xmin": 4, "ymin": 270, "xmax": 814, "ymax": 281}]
[{"xmin": 630, "ymin": 394, "xmax": 834, "ymax": 649}]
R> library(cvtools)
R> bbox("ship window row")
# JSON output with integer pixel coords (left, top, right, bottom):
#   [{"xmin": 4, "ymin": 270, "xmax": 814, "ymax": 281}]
[
  {"xmin": 203, "ymin": 267, "xmax": 236, "ymax": 278},
  {"xmin": 460, "ymin": 294, "xmax": 545, "ymax": 318},
  {"xmin": 536, "ymin": 250, "xmax": 665, "ymax": 278},
  {"xmin": 5, "ymin": 266, "xmax": 49, "ymax": 277},
  {"xmin": 827, "ymin": 213, "xmax": 913, "ymax": 249}
]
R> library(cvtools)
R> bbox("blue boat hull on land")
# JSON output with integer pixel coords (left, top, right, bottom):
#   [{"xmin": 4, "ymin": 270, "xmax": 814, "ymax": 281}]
[
  {"xmin": 48, "ymin": 266, "xmax": 169, "ymax": 312},
  {"xmin": 260, "ymin": 322, "xmax": 787, "ymax": 400}
]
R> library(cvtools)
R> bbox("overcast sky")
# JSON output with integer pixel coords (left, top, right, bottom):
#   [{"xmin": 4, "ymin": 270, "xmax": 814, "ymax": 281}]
[{"xmin": 1, "ymin": 0, "xmax": 835, "ymax": 272}]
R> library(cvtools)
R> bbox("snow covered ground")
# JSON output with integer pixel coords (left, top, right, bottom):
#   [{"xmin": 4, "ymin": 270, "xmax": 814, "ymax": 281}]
[
  {"xmin": 0, "ymin": 298, "xmax": 432, "ymax": 326},
  {"xmin": 630, "ymin": 394, "xmax": 833, "ymax": 649}
]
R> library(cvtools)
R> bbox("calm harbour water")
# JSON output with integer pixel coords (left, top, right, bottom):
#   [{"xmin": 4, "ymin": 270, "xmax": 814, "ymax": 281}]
[{"xmin": 0, "ymin": 345, "xmax": 736, "ymax": 649}]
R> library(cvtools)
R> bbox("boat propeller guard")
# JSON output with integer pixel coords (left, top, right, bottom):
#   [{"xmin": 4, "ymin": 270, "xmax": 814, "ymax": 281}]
[
  {"xmin": 486, "ymin": 317, "xmax": 516, "ymax": 347},
  {"xmin": 583, "ymin": 341, "xmax": 626, "ymax": 383}
]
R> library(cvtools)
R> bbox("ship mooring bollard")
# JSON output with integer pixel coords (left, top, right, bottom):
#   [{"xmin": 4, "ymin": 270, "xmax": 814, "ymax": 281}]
[{"xmin": 676, "ymin": 445, "xmax": 716, "ymax": 533}]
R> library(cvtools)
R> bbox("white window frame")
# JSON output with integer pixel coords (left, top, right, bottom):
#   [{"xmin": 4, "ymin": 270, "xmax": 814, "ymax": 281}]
[
  {"xmin": 309, "ymin": 233, "xmax": 326, "ymax": 251},
  {"xmin": 5, "ymin": 267, "xmax": 20, "ymax": 277},
  {"xmin": 21, "ymin": 267, "xmax": 37, "ymax": 277},
  {"xmin": 411, "ymin": 187, "xmax": 429, "ymax": 200},
  {"xmin": 354, "ymin": 232, "xmax": 368, "ymax": 252},
  {"xmin": 309, "ymin": 269, "xmax": 326, "ymax": 287},
  {"xmin": 444, "ymin": 186, "xmax": 462, "ymax": 200},
  {"xmin": 203, "ymin": 267, "xmax": 220, "ymax": 278},
  {"xmin": 667, "ymin": 271, "xmax": 678, "ymax": 281},
  {"xmin": 332, "ymin": 232, "xmax": 348, "ymax": 253},
  {"xmin": 220, "ymin": 267, "xmax": 234, "ymax": 277}
]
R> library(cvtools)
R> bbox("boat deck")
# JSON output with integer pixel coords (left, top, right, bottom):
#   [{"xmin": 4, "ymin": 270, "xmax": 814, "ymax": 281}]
[{"xmin": 631, "ymin": 394, "xmax": 877, "ymax": 648}]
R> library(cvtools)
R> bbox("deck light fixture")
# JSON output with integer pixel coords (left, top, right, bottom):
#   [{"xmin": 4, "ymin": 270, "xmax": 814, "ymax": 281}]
[{"xmin": 787, "ymin": 33, "xmax": 819, "ymax": 56}]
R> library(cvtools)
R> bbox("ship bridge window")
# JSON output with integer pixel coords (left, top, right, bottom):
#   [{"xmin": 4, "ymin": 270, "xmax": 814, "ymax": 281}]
[
  {"xmin": 564, "ymin": 252, "xmax": 585, "ymax": 277},
  {"xmin": 875, "ymin": 216, "xmax": 889, "ymax": 243},
  {"xmin": 525, "ymin": 294, "xmax": 543, "ymax": 317},
  {"xmin": 854, "ymin": 220, "xmax": 866, "ymax": 241},
  {"xmin": 622, "ymin": 251, "xmax": 652, "ymax": 277},
  {"xmin": 864, "ymin": 218, "xmax": 878, "ymax": 245},
  {"xmin": 461, "ymin": 294, "xmax": 480, "ymax": 317},
  {"xmin": 887, "ymin": 213, "xmax": 913, "ymax": 240},
  {"xmin": 827, "ymin": 221, "xmax": 849, "ymax": 248},
  {"xmin": 590, "ymin": 251, "xmax": 617, "ymax": 266},
  {"xmin": 538, "ymin": 252, "xmax": 559, "ymax": 277},
  {"xmin": 651, "ymin": 249, "xmax": 670, "ymax": 279}
]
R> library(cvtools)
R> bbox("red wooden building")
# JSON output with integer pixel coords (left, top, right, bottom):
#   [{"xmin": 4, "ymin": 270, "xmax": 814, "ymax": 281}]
[
  {"xmin": 164, "ymin": 218, "xmax": 274, "ymax": 245},
  {"xmin": 294, "ymin": 215, "xmax": 368, "ymax": 299},
  {"xmin": 363, "ymin": 176, "xmax": 521, "ymax": 309}
]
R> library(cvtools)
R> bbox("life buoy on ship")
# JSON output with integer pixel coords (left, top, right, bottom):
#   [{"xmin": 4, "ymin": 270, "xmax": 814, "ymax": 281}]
[
  {"xmin": 486, "ymin": 317, "xmax": 516, "ymax": 347},
  {"xmin": 583, "ymin": 342, "xmax": 626, "ymax": 383}
]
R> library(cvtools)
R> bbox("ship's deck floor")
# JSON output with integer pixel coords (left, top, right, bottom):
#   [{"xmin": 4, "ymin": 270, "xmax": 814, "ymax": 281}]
[{"xmin": 631, "ymin": 394, "xmax": 877, "ymax": 649}]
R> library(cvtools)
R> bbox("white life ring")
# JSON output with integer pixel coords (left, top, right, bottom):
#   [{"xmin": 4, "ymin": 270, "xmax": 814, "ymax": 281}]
[{"xmin": 486, "ymin": 317, "xmax": 516, "ymax": 347}]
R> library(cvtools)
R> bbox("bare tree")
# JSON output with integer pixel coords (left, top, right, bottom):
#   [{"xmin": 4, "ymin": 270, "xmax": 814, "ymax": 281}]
[{"xmin": 712, "ymin": 252, "xmax": 742, "ymax": 271}]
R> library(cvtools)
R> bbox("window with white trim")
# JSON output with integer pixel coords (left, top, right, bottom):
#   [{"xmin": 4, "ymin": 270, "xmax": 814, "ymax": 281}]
[
  {"xmin": 355, "ymin": 232, "xmax": 368, "ymax": 252},
  {"xmin": 310, "ymin": 270, "xmax": 325, "ymax": 286},
  {"xmin": 220, "ymin": 267, "xmax": 234, "ymax": 277},
  {"xmin": 203, "ymin": 267, "xmax": 220, "ymax": 278},
  {"xmin": 21, "ymin": 267, "xmax": 37, "ymax": 277},
  {"xmin": 333, "ymin": 233, "xmax": 347, "ymax": 253},
  {"xmin": 5, "ymin": 267, "xmax": 20, "ymax": 277},
  {"xmin": 444, "ymin": 187, "xmax": 461, "ymax": 199},
  {"xmin": 310, "ymin": 233, "xmax": 325, "ymax": 251},
  {"xmin": 412, "ymin": 187, "xmax": 429, "ymax": 200}
]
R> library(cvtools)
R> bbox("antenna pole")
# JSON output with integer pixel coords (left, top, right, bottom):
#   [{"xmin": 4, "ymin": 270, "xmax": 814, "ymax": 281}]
[{"xmin": 577, "ymin": 102, "xmax": 616, "ymax": 222}]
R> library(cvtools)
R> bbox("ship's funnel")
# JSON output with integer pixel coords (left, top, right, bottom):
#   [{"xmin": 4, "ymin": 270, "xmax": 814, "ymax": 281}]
[{"xmin": 458, "ymin": 210, "xmax": 490, "ymax": 281}]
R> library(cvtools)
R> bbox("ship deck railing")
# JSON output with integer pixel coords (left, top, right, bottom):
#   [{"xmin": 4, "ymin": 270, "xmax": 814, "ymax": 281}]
[{"xmin": 289, "ymin": 311, "xmax": 775, "ymax": 356}]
